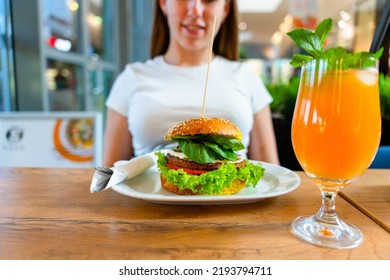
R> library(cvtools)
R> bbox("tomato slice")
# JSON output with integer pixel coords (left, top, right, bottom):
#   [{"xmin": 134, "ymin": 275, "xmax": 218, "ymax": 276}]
[{"xmin": 166, "ymin": 163, "xmax": 208, "ymax": 175}]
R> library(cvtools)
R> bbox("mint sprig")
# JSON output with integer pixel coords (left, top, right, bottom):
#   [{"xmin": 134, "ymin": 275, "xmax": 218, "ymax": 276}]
[{"xmin": 287, "ymin": 18, "xmax": 383, "ymax": 68}]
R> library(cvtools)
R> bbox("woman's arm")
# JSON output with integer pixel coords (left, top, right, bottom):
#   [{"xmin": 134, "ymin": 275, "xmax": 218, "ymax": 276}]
[
  {"xmin": 102, "ymin": 108, "xmax": 133, "ymax": 166},
  {"xmin": 248, "ymin": 106, "xmax": 280, "ymax": 164}
]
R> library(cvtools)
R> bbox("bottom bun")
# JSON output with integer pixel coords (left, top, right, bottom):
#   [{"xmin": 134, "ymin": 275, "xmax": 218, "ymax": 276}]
[{"xmin": 160, "ymin": 175, "xmax": 246, "ymax": 195}]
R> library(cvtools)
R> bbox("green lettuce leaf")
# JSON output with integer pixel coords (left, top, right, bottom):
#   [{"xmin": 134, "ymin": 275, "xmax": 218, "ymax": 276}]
[{"xmin": 155, "ymin": 152, "xmax": 265, "ymax": 195}]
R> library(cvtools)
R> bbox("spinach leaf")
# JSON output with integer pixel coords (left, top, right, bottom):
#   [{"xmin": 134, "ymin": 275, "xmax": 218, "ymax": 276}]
[
  {"xmin": 173, "ymin": 134, "xmax": 245, "ymax": 164},
  {"xmin": 177, "ymin": 139, "xmax": 219, "ymax": 164},
  {"xmin": 173, "ymin": 135, "xmax": 244, "ymax": 151}
]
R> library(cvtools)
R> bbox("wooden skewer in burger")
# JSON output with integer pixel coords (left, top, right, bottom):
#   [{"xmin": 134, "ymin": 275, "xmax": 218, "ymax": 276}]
[{"xmin": 155, "ymin": 16, "xmax": 265, "ymax": 195}]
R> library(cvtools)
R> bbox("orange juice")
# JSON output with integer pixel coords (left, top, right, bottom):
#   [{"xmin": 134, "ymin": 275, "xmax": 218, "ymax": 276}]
[{"xmin": 292, "ymin": 66, "xmax": 381, "ymax": 180}]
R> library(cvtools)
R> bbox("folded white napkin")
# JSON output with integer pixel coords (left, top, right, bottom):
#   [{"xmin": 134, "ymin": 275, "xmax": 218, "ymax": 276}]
[{"xmin": 90, "ymin": 152, "xmax": 157, "ymax": 193}]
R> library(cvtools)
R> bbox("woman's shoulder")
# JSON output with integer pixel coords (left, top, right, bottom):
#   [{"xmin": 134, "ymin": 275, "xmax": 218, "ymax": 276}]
[
  {"xmin": 122, "ymin": 56, "xmax": 164, "ymax": 73},
  {"xmin": 216, "ymin": 56, "xmax": 253, "ymax": 69},
  {"xmin": 215, "ymin": 56, "xmax": 258, "ymax": 77}
]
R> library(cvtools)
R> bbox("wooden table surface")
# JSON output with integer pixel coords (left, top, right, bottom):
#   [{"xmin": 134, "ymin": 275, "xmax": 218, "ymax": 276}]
[
  {"xmin": 340, "ymin": 169, "xmax": 390, "ymax": 232},
  {"xmin": 0, "ymin": 167, "xmax": 389, "ymax": 260}
]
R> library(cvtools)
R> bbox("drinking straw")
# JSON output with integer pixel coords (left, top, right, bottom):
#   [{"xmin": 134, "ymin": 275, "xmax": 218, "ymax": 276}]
[
  {"xmin": 339, "ymin": 192, "xmax": 390, "ymax": 233},
  {"xmin": 369, "ymin": 0, "xmax": 390, "ymax": 53}
]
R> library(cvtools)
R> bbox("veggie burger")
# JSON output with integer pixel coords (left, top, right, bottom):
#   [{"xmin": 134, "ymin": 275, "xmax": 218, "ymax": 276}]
[{"xmin": 155, "ymin": 117, "xmax": 265, "ymax": 195}]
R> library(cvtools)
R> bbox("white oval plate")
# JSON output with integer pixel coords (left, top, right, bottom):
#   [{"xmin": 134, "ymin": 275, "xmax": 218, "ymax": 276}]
[{"xmin": 111, "ymin": 161, "xmax": 301, "ymax": 205}]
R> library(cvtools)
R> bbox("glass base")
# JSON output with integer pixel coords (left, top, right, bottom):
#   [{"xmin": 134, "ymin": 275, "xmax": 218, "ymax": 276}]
[{"xmin": 290, "ymin": 215, "xmax": 364, "ymax": 249}]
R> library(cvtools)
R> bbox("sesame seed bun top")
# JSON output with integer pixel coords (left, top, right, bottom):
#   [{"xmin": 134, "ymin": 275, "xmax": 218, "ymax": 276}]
[{"xmin": 164, "ymin": 117, "xmax": 242, "ymax": 140}]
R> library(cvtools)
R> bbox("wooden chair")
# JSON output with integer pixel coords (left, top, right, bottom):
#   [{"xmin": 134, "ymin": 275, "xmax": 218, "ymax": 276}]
[{"xmin": 370, "ymin": 146, "xmax": 390, "ymax": 168}]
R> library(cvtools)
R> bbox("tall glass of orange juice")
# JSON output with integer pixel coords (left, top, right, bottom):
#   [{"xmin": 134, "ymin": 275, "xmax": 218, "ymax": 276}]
[{"xmin": 290, "ymin": 58, "xmax": 381, "ymax": 249}]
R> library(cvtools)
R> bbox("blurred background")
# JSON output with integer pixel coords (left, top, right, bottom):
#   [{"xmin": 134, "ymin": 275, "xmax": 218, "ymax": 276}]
[{"xmin": 1, "ymin": 0, "xmax": 389, "ymax": 168}]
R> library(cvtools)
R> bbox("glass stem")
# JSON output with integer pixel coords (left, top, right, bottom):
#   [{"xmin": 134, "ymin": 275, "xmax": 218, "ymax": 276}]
[{"xmin": 315, "ymin": 191, "xmax": 341, "ymax": 225}]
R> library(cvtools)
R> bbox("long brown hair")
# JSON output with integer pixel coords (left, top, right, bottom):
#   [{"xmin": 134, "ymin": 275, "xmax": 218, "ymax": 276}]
[{"xmin": 150, "ymin": 0, "xmax": 239, "ymax": 61}]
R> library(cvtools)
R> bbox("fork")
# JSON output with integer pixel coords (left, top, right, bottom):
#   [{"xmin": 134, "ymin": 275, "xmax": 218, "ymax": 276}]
[
  {"xmin": 90, "ymin": 152, "xmax": 158, "ymax": 193},
  {"xmin": 91, "ymin": 166, "xmax": 114, "ymax": 193},
  {"xmin": 95, "ymin": 166, "xmax": 114, "ymax": 175}
]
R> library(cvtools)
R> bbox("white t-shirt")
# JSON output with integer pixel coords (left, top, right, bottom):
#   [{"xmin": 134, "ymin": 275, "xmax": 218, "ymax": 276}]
[{"xmin": 106, "ymin": 55, "xmax": 272, "ymax": 158}]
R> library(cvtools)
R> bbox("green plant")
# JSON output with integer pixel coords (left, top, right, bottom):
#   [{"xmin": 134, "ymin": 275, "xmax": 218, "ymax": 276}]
[
  {"xmin": 266, "ymin": 76, "xmax": 300, "ymax": 120},
  {"xmin": 380, "ymin": 73, "xmax": 390, "ymax": 121}
]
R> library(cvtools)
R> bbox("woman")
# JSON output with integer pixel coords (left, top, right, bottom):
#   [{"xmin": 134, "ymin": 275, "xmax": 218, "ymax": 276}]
[{"xmin": 103, "ymin": 0, "xmax": 279, "ymax": 166}]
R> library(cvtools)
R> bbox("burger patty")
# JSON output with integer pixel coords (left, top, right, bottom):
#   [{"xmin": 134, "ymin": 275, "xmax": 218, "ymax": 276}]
[{"xmin": 166, "ymin": 153, "xmax": 246, "ymax": 172}]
